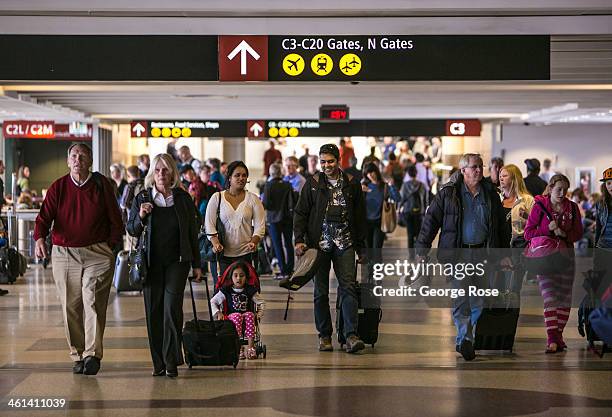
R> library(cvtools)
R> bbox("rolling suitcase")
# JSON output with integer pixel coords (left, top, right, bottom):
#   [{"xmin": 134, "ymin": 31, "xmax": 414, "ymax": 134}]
[
  {"xmin": 474, "ymin": 272, "xmax": 520, "ymax": 352},
  {"xmin": 182, "ymin": 276, "xmax": 240, "ymax": 369},
  {"xmin": 337, "ymin": 263, "xmax": 382, "ymax": 348},
  {"xmin": 0, "ymin": 247, "xmax": 19, "ymax": 284},
  {"xmin": 113, "ymin": 250, "xmax": 141, "ymax": 293}
]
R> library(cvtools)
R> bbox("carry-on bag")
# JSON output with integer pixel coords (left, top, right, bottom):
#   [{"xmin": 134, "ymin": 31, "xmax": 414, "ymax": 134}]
[
  {"xmin": 182, "ymin": 275, "xmax": 240, "ymax": 368},
  {"xmin": 113, "ymin": 250, "xmax": 141, "ymax": 292},
  {"xmin": 475, "ymin": 272, "xmax": 520, "ymax": 352},
  {"xmin": 279, "ymin": 248, "xmax": 322, "ymax": 291},
  {"xmin": 337, "ymin": 263, "xmax": 382, "ymax": 347}
]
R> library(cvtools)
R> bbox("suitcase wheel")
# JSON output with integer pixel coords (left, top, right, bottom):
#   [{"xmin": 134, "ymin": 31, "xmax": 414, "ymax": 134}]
[
  {"xmin": 371, "ymin": 343, "xmax": 375, "ymax": 348},
  {"xmin": 263, "ymin": 345, "xmax": 267, "ymax": 359}
]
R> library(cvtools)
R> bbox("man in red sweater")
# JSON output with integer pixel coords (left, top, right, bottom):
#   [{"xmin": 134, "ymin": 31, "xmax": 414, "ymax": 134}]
[{"xmin": 34, "ymin": 143, "xmax": 123, "ymax": 376}]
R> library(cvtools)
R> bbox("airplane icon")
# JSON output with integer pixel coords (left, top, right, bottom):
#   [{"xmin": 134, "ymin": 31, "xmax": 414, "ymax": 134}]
[
  {"xmin": 341, "ymin": 56, "xmax": 360, "ymax": 73},
  {"xmin": 286, "ymin": 57, "xmax": 302, "ymax": 71}
]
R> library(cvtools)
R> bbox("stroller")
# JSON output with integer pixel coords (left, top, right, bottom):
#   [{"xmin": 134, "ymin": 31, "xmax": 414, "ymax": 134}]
[{"xmin": 215, "ymin": 261, "xmax": 267, "ymax": 359}]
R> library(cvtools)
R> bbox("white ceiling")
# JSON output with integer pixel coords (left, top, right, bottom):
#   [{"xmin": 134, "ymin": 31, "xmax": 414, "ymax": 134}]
[{"xmin": 0, "ymin": 2, "xmax": 611, "ymax": 124}]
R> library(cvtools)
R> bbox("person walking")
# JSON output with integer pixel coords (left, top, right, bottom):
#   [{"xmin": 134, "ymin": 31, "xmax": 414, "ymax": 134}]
[
  {"xmin": 34, "ymin": 143, "xmax": 124, "ymax": 375},
  {"xmin": 263, "ymin": 163, "xmax": 295, "ymax": 279},
  {"xmin": 127, "ymin": 153, "xmax": 202, "ymax": 378},
  {"xmin": 416, "ymin": 153, "xmax": 506, "ymax": 361},
  {"xmin": 399, "ymin": 165, "xmax": 426, "ymax": 259},
  {"xmin": 294, "ymin": 144, "xmax": 367, "ymax": 353},
  {"xmin": 205, "ymin": 161, "xmax": 266, "ymax": 278},
  {"xmin": 524, "ymin": 174, "xmax": 583, "ymax": 353},
  {"xmin": 524, "ymin": 158, "xmax": 547, "ymax": 197}
]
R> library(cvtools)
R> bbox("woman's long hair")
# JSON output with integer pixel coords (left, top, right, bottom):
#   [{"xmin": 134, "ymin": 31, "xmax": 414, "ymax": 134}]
[
  {"xmin": 224, "ymin": 161, "xmax": 249, "ymax": 190},
  {"xmin": 501, "ymin": 164, "xmax": 530, "ymax": 200},
  {"xmin": 144, "ymin": 153, "xmax": 180, "ymax": 189},
  {"xmin": 543, "ymin": 173, "xmax": 571, "ymax": 196},
  {"xmin": 602, "ymin": 182, "xmax": 612, "ymax": 209},
  {"xmin": 362, "ymin": 162, "xmax": 384, "ymax": 190}
]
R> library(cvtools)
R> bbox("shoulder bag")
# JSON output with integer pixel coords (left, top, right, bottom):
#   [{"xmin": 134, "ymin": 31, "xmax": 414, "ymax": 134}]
[
  {"xmin": 381, "ymin": 184, "xmax": 397, "ymax": 233},
  {"xmin": 128, "ymin": 189, "xmax": 151, "ymax": 287}
]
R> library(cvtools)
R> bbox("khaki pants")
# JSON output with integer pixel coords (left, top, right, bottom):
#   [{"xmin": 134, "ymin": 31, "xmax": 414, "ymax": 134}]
[{"xmin": 52, "ymin": 243, "xmax": 114, "ymax": 362}]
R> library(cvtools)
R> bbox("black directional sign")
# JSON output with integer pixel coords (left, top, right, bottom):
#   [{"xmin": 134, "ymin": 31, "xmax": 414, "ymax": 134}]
[{"xmin": 0, "ymin": 35, "xmax": 549, "ymax": 81}]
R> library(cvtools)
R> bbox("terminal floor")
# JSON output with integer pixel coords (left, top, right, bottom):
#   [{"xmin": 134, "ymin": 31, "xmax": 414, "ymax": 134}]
[{"xmin": 1, "ymin": 252, "xmax": 611, "ymax": 416}]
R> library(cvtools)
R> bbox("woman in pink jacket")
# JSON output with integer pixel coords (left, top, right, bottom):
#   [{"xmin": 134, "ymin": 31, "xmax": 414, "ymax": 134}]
[{"xmin": 524, "ymin": 174, "xmax": 583, "ymax": 353}]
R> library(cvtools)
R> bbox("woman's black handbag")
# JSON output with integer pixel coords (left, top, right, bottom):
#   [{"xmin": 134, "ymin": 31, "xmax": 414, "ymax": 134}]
[
  {"xmin": 129, "ymin": 225, "xmax": 148, "ymax": 287},
  {"xmin": 201, "ymin": 191, "xmax": 225, "ymax": 262}
]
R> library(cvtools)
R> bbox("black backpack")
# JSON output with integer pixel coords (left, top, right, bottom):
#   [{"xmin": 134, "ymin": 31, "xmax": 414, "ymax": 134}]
[{"xmin": 403, "ymin": 183, "xmax": 423, "ymax": 215}]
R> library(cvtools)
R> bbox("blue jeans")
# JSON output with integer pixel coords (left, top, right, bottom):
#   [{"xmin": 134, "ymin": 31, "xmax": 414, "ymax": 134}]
[
  {"xmin": 268, "ymin": 221, "xmax": 294, "ymax": 276},
  {"xmin": 451, "ymin": 276, "xmax": 484, "ymax": 346},
  {"xmin": 314, "ymin": 247, "xmax": 359, "ymax": 339}
]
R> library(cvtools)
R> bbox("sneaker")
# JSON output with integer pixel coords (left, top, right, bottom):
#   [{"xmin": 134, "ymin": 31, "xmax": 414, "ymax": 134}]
[
  {"xmin": 345, "ymin": 335, "xmax": 365, "ymax": 353},
  {"xmin": 72, "ymin": 361, "xmax": 84, "ymax": 374},
  {"xmin": 83, "ymin": 356, "xmax": 101, "ymax": 375},
  {"xmin": 458, "ymin": 340, "xmax": 476, "ymax": 361},
  {"xmin": 318, "ymin": 336, "xmax": 333, "ymax": 352},
  {"xmin": 0, "ymin": 289, "xmax": 8, "ymax": 296}
]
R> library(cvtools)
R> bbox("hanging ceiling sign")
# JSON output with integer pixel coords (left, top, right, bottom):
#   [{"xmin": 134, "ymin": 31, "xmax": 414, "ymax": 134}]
[
  {"xmin": 0, "ymin": 35, "xmax": 549, "ymax": 82},
  {"xmin": 2, "ymin": 120, "xmax": 93, "ymax": 140},
  {"xmin": 136, "ymin": 119, "xmax": 480, "ymax": 138}
]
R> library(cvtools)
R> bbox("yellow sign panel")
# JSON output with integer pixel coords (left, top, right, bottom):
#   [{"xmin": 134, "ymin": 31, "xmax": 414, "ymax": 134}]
[
  {"xmin": 268, "ymin": 127, "xmax": 279, "ymax": 138},
  {"xmin": 311, "ymin": 53, "xmax": 333, "ymax": 76},
  {"xmin": 339, "ymin": 53, "xmax": 362, "ymax": 76},
  {"xmin": 171, "ymin": 127, "xmax": 182, "ymax": 138},
  {"xmin": 181, "ymin": 127, "xmax": 192, "ymax": 137},
  {"xmin": 283, "ymin": 53, "xmax": 305, "ymax": 76},
  {"xmin": 278, "ymin": 127, "xmax": 289, "ymax": 137},
  {"xmin": 161, "ymin": 127, "xmax": 171, "ymax": 138},
  {"xmin": 288, "ymin": 127, "xmax": 299, "ymax": 137},
  {"xmin": 151, "ymin": 127, "xmax": 161, "ymax": 137}
]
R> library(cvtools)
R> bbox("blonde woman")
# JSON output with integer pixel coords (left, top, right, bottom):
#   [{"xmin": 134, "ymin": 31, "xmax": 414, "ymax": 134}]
[
  {"xmin": 127, "ymin": 153, "xmax": 201, "ymax": 378},
  {"xmin": 499, "ymin": 164, "xmax": 535, "ymax": 295},
  {"xmin": 499, "ymin": 164, "xmax": 536, "ymax": 248}
]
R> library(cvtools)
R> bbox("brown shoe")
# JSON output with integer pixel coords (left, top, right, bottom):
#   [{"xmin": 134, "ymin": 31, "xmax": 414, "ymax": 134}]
[
  {"xmin": 345, "ymin": 335, "xmax": 365, "ymax": 353},
  {"xmin": 318, "ymin": 336, "xmax": 333, "ymax": 351}
]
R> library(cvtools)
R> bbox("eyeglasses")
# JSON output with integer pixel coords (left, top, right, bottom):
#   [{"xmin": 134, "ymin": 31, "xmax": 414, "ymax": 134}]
[{"xmin": 465, "ymin": 165, "xmax": 484, "ymax": 170}]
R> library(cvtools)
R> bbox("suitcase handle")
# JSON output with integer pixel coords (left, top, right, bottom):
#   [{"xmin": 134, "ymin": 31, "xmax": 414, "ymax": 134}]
[{"xmin": 188, "ymin": 259, "xmax": 216, "ymax": 325}]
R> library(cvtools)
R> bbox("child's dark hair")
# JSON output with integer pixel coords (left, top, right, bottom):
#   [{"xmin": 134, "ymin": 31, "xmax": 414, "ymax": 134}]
[{"xmin": 226, "ymin": 261, "xmax": 250, "ymax": 286}]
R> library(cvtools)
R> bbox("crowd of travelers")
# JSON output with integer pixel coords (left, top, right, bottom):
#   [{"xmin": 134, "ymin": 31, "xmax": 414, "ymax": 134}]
[{"xmin": 6, "ymin": 136, "xmax": 606, "ymax": 376}]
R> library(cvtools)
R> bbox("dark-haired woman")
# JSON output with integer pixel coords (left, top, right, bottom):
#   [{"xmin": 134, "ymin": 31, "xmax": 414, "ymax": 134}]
[
  {"xmin": 594, "ymin": 167, "xmax": 612, "ymax": 297},
  {"xmin": 362, "ymin": 162, "xmax": 399, "ymax": 277},
  {"xmin": 205, "ymin": 161, "xmax": 266, "ymax": 277}
]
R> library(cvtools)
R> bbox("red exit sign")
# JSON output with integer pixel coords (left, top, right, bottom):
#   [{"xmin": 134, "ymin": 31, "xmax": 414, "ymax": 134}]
[{"xmin": 319, "ymin": 105, "xmax": 350, "ymax": 123}]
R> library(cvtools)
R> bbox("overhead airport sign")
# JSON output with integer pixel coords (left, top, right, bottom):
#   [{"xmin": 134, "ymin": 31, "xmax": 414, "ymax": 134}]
[
  {"xmin": 0, "ymin": 35, "xmax": 549, "ymax": 81},
  {"xmin": 2, "ymin": 120, "xmax": 93, "ymax": 140},
  {"xmin": 134, "ymin": 119, "xmax": 481, "ymax": 138}
]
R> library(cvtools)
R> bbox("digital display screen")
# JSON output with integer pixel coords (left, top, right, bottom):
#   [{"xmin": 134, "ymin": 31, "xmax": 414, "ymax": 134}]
[{"xmin": 319, "ymin": 105, "xmax": 350, "ymax": 123}]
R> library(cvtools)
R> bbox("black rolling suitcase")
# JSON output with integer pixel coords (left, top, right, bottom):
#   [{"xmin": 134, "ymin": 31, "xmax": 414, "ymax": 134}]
[
  {"xmin": 474, "ymin": 273, "xmax": 520, "ymax": 352},
  {"xmin": 182, "ymin": 276, "xmax": 240, "ymax": 368},
  {"xmin": 337, "ymin": 266, "xmax": 382, "ymax": 348}
]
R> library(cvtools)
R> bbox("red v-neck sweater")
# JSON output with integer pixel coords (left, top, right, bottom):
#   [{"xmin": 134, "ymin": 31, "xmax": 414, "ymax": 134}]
[{"xmin": 34, "ymin": 173, "xmax": 124, "ymax": 248}]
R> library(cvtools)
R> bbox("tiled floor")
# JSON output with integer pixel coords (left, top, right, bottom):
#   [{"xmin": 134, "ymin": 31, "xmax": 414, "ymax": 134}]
[{"xmin": 1, "ymin": 233, "xmax": 611, "ymax": 416}]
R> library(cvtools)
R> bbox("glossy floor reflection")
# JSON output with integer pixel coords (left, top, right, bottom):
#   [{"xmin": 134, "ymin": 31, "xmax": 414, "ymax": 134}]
[{"xmin": 1, "ymin": 240, "xmax": 611, "ymax": 416}]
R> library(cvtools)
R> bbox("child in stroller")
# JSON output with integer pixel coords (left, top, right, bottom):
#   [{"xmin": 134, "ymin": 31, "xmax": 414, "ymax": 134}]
[{"xmin": 210, "ymin": 261, "xmax": 266, "ymax": 359}]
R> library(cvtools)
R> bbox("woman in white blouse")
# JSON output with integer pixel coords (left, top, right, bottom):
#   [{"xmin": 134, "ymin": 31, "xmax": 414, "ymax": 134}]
[{"xmin": 205, "ymin": 161, "xmax": 266, "ymax": 277}]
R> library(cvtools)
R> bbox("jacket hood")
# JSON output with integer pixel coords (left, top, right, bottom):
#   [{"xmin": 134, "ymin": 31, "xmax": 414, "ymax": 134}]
[{"xmin": 404, "ymin": 180, "xmax": 422, "ymax": 193}]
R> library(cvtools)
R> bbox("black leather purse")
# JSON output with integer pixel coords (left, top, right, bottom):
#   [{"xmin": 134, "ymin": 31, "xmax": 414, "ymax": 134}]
[{"xmin": 129, "ymin": 190, "xmax": 150, "ymax": 287}]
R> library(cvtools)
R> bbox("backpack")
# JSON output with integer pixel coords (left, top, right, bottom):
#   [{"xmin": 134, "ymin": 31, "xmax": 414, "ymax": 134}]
[{"xmin": 403, "ymin": 183, "xmax": 423, "ymax": 215}]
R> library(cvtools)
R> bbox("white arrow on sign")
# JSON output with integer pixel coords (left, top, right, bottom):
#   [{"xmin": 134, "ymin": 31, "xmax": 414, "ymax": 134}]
[
  {"xmin": 227, "ymin": 40, "xmax": 261, "ymax": 75},
  {"xmin": 132, "ymin": 123, "xmax": 146, "ymax": 137},
  {"xmin": 250, "ymin": 122, "xmax": 263, "ymax": 137}
]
